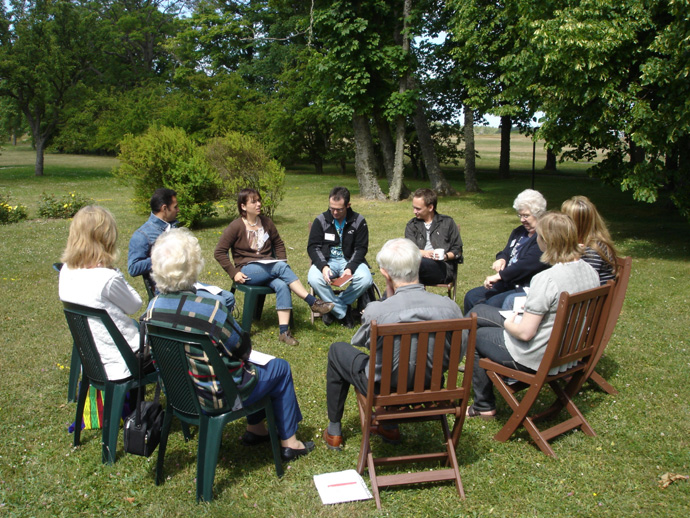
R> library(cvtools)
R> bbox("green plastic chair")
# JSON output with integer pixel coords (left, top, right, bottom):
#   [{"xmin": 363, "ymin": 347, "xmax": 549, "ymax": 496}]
[
  {"xmin": 231, "ymin": 282, "xmax": 276, "ymax": 333},
  {"xmin": 53, "ymin": 262, "xmax": 81, "ymax": 403},
  {"xmin": 142, "ymin": 273, "xmax": 156, "ymax": 303},
  {"xmin": 145, "ymin": 323, "xmax": 284, "ymax": 502},
  {"xmin": 62, "ymin": 301, "xmax": 159, "ymax": 464}
]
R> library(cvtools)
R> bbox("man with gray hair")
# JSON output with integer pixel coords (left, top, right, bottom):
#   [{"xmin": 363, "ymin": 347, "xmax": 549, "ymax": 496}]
[{"xmin": 323, "ymin": 238, "xmax": 463, "ymax": 450}]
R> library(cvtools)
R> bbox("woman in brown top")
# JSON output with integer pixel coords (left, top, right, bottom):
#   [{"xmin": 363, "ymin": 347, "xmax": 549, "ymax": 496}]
[{"xmin": 214, "ymin": 188, "xmax": 333, "ymax": 345}]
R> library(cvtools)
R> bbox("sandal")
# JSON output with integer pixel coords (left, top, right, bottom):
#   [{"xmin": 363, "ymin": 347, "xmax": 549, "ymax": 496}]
[{"xmin": 466, "ymin": 405, "xmax": 496, "ymax": 421}]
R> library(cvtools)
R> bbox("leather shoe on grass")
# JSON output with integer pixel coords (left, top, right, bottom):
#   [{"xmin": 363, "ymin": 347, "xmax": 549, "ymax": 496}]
[
  {"xmin": 240, "ymin": 430, "xmax": 270, "ymax": 446},
  {"xmin": 322, "ymin": 312, "xmax": 335, "ymax": 326},
  {"xmin": 370, "ymin": 424, "xmax": 401, "ymax": 445},
  {"xmin": 323, "ymin": 429, "xmax": 343, "ymax": 451},
  {"xmin": 281, "ymin": 440, "xmax": 315, "ymax": 462},
  {"xmin": 278, "ymin": 330, "xmax": 299, "ymax": 346},
  {"xmin": 466, "ymin": 404, "xmax": 496, "ymax": 420},
  {"xmin": 310, "ymin": 299, "xmax": 335, "ymax": 315}
]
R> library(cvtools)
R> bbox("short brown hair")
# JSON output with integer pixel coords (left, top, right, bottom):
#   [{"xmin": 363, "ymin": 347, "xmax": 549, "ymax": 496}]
[
  {"xmin": 412, "ymin": 188, "xmax": 437, "ymax": 211},
  {"xmin": 61, "ymin": 205, "xmax": 119, "ymax": 269},
  {"xmin": 537, "ymin": 211, "xmax": 582, "ymax": 265}
]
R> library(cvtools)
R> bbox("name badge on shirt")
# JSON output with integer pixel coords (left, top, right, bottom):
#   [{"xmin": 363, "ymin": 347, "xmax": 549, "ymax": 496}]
[{"xmin": 324, "ymin": 233, "xmax": 336, "ymax": 241}]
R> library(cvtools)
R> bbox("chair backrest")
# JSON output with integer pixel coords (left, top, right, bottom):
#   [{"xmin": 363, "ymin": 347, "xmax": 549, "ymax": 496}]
[
  {"xmin": 599, "ymin": 256, "xmax": 631, "ymax": 350},
  {"xmin": 142, "ymin": 273, "xmax": 156, "ymax": 301},
  {"xmin": 145, "ymin": 323, "xmax": 243, "ymax": 418},
  {"xmin": 364, "ymin": 317, "xmax": 477, "ymax": 408},
  {"xmin": 538, "ymin": 283, "xmax": 613, "ymax": 376},
  {"xmin": 62, "ymin": 301, "xmax": 140, "ymax": 384}
]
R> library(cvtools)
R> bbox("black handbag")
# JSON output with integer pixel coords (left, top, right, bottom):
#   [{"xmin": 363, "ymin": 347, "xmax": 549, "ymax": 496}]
[{"xmin": 123, "ymin": 318, "xmax": 164, "ymax": 457}]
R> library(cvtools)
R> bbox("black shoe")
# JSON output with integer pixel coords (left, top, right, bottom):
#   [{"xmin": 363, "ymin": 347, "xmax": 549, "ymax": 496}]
[
  {"xmin": 280, "ymin": 440, "xmax": 315, "ymax": 462},
  {"xmin": 322, "ymin": 312, "xmax": 334, "ymax": 326},
  {"xmin": 340, "ymin": 309, "xmax": 354, "ymax": 329},
  {"xmin": 240, "ymin": 430, "xmax": 271, "ymax": 446}
]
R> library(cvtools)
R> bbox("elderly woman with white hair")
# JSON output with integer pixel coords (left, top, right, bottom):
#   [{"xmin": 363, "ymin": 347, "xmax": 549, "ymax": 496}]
[
  {"xmin": 463, "ymin": 189, "xmax": 550, "ymax": 313},
  {"xmin": 146, "ymin": 228, "xmax": 314, "ymax": 461}
]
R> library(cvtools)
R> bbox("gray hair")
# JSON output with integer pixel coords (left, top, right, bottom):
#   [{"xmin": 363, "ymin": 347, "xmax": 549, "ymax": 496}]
[
  {"xmin": 151, "ymin": 228, "xmax": 204, "ymax": 293},
  {"xmin": 513, "ymin": 189, "xmax": 547, "ymax": 218},
  {"xmin": 376, "ymin": 238, "xmax": 421, "ymax": 284}
]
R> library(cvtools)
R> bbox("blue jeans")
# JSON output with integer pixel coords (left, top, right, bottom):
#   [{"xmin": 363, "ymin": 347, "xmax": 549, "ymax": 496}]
[
  {"xmin": 464, "ymin": 285, "xmax": 520, "ymax": 313},
  {"xmin": 307, "ymin": 258, "xmax": 372, "ymax": 319},
  {"xmin": 500, "ymin": 289, "xmax": 527, "ymax": 311},
  {"xmin": 466, "ymin": 304, "xmax": 534, "ymax": 411},
  {"xmin": 240, "ymin": 261, "xmax": 299, "ymax": 311},
  {"xmin": 244, "ymin": 359, "xmax": 302, "ymax": 440}
]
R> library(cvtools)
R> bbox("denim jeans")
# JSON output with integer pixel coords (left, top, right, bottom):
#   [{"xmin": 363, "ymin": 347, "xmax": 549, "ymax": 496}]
[
  {"xmin": 464, "ymin": 285, "xmax": 519, "ymax": 313},
  {"xmin": 500, "ymin": 288, "xmax": 527, "ymax": 311},
  {"xmin": 465, "ymin": 304, "xmax": 535, "ymax": 411},
  {"xmin": 240, "ymin": 261, "xmax": 299, "ymax": 310},
  {"xmin": 243, "ymin": 358, "xmax": 303, "ymax": 440},
  {"xmin": 307, "ymin": 258, "xmax": 372, "ymax": 319}
]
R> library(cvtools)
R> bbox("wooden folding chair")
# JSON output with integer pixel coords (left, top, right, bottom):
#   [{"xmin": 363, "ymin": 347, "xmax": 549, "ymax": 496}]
[
  {"xmin": 423, "ymin": 224, "xmax": 462, "ymax": 301},
  {"xmin": 354, "ymin": 316, "xmax": 477, "ymax": 508},
  {"xmin": 479, "ymin": 283, "xmax": 613, "ymax": 457},
  {"xmin": 586, "ymin": 256, "xmax": 631, "ymax": 395}
]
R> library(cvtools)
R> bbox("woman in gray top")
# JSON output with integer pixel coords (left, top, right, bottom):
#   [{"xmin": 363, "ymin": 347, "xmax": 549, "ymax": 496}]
[{"xmin": 466, "ymin": 212, "xmax": 600, "ymax": 418}]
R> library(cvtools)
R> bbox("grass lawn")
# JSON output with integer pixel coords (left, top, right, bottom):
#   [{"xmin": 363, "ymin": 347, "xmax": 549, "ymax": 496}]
[{"xmin": 1, "ymin": 140, "xmax": 688, "ymax": 517}]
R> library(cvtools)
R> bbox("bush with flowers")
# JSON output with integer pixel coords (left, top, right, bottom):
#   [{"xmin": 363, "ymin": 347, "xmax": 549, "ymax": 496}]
[
  {"xmin": 0, "ymin": 193, "xmax": 29, "ymax": 224},
  {"xmin": 37, "ymin": 191, "xmax": 94, "ymax": 219}
]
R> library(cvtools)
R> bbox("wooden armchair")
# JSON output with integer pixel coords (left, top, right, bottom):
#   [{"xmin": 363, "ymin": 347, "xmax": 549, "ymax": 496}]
[
  {"xmin": 354, "ymin": 316, "xmax": 477, "ymax": 508},
  {"xmin": 479, "ymin": 283, "xmax": 613, "ymax": 457},
  {"xmin": 586, "ymin": 256, "xmax": 632, "ymax": 395}
]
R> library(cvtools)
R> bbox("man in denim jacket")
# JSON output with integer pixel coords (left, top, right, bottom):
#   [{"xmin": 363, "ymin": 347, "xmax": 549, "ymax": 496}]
[{"xmin": 128, "ymin": 188, "xmax": 234, "ymax": 308}]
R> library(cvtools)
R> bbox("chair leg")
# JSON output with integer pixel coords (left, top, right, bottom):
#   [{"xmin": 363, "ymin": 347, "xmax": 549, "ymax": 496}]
[
  {"xmin": 367, "ymin": 451, "xmax": 381, "ymax": 509},
  {"xmin": 156, "ymin": 408, "xmax": 174, "ymax": 485},
  {"xmin": 441, "ymin": 416, "xmax": 465, "ymax": 499},
  {"xmin": 589, "ymin": 370, "xmax": 618, "ymax": 395},
  {"xmin": 67, "ymin": 343, "xmax": 81, "ymax": 403},
  {"xmin": 254, "ymin": 294, "xmax": 266, "ymax": 320},
  {"xmin": 102, "ymin": 384, "xmax": 128, "ymax": 465},
  {"xmin": 197, "ymin": 417, "xmax": 224, "ymax": 502},
  {"xmin": 73, "ymin": 380, "xmax": 90, "ymax": 447},
  {"xmin": 241, "ymin": 292, "xmax": 257, "ymax": 333},
  {"xmin": 262, "ymin": 400, "xmax": 284, "ymax": 478}
]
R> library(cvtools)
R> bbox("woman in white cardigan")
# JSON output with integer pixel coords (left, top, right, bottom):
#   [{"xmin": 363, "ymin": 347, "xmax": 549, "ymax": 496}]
[{"xmin": 59, "ymin": 205, "xmax": 142, "ymax": 380}]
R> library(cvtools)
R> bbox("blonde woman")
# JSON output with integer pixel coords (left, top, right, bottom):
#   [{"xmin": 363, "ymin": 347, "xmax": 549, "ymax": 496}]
[
  {"xmin": 59, "ymin": 206, "xmax": 143, "ymax": 380},
  {"xmin": 466, "ymin": 212, "xmax": 600, "ymax": 418},
  {"xmin": 561, "ymin": 196, "xmax": 618, "ymax": 284}
]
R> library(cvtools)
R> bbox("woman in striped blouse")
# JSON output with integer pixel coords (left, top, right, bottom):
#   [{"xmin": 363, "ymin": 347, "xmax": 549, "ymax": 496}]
[{"xmin": 561, "ymin": 196, "xmax": 618, "ymax": 284}]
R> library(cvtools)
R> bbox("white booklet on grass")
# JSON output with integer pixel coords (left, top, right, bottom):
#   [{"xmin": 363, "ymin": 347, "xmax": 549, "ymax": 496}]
[{"xmin": 313, "ymin": 469, "xmax": 373, "ymax": 505}]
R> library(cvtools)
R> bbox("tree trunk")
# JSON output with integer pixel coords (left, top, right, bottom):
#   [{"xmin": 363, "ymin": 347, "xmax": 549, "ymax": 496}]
[
  {"xmin": 352, "ymin": 114, "xmax": 386, "ymax": 200},
  {"xmin": 339, "ymin": 157, "xmax": 347, "ymax": 175},
  {"xmin": 463, "ymin": 105, "xmax": 479, "ymax": 192},
  {"xmin": 410, "ymin": 90, "xmax": 456, "ymax": 195},
  {"xmin": 498, "ymin": 114, "xmax": 511, "ymax": 179},
  {"xmin": 34, "ymin": 135, "xmax": 46, "ymax": 176},
  {"xmin": 314, "ymin": 156, "xmax": 324, "ymax": 175},
  {"xmin": 388, "ymin": 0, "xmax": 412, "ymax": 202},
  {"xmin": 544, "ymin": 148, "xmax": 557, "ymax": 171}
]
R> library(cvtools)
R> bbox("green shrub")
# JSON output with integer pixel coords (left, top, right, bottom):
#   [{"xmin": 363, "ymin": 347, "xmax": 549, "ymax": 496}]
[
  {"xmin": 204, "ymin": 131, "xmax": 285, "ymax": 219},
  {"xmin": 37, "ymin": 191, "xmax": 93, "ymax": 219},
  {"xmin": 0, "ymin": 193, "xmax": 28, "ymax": 224},
  {"xmin": 115, "ymin": 126, "xmax": 223, "ymax": 227}
]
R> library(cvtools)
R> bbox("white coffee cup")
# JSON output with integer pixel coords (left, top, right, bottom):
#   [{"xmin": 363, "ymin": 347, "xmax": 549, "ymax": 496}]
[{"xmin": 433, "ymin": 248, "xmax": 445, "ymax": 261}]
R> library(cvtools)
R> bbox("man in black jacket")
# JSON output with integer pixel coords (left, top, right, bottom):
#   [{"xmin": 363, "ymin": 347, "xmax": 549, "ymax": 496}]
[
  {"xmin": 405, "ymin": 188, "xmax": 463, "ymax": 286},
  {"xmin": 307, "ymin": 187, "xmax": 373, "ymax": 327}
]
